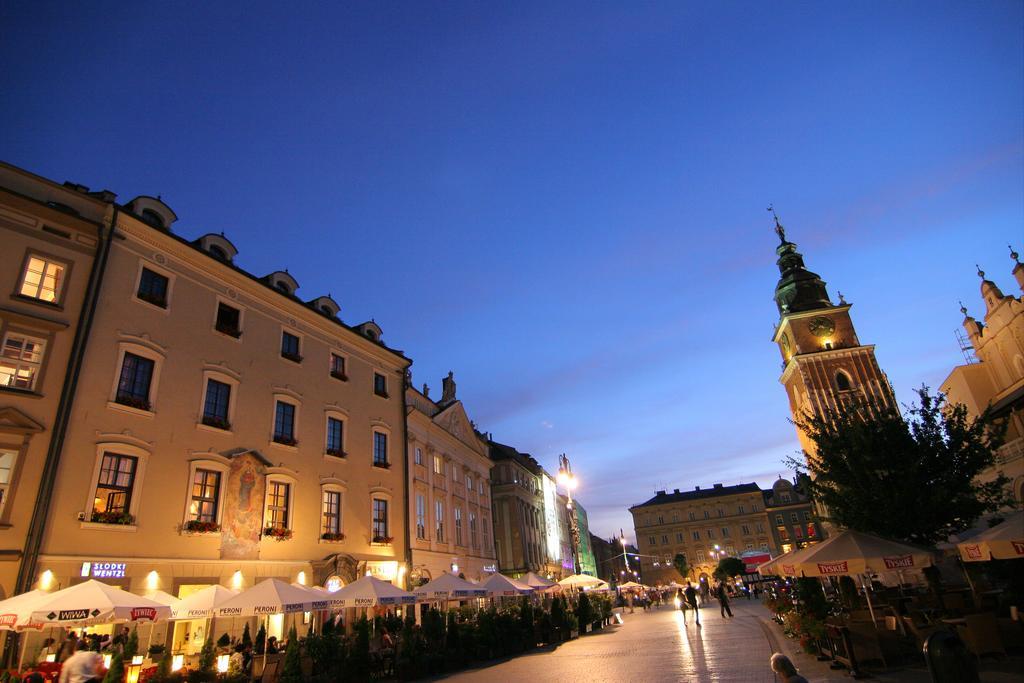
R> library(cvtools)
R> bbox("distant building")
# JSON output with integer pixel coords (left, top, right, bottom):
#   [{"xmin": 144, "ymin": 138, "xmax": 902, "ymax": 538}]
[
  {"xmin": 630, "ymin": 482, "xmax": 776, "ymax": 586},
  {"xmin": 575, "ymin": 502, "xmax": 597, "ymax": 576},
  {"xmin": 762, "ymin": 476, "xmax": 821, "ymax": 554},
  {"xmin": 941, "ymin": 253, "xmax": 1024, "ymax": 503},
  {"xmin": 590, "ymin": 533, "xmax": 640, "ymax": 585},
  {"xmin": 406, "ymin": 373, "xmax": 496, "ymax": 583},
  {"xmin": 488, "ymin": 440, "xmax": 546, "ymax": 577}
]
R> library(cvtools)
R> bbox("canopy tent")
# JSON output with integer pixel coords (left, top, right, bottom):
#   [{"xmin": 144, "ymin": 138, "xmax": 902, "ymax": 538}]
[
  {"xmin": 521, "ymin": 572, "xmax": 558, "ymax": 591},
  {"xmin": 413, "ymin": 572, "xmax": 486, "ymax": 601},
  {"xmin": 959, "ymin": 511, "xmax": 1024, "ymax": 562},
  {"xmin": 478, "ymin": 573, "xmax": 532, "ymax": 598},
  {"xmin": 215, "ymin": 579, "xmax": 317, "ymax": 618},
  {"xmin": 557, "ymin": 574, "xmax": 608, "ymax": 590},
  {"xmin": 143, "ymin": 590, "xmax": 180, "ymax": 607},
  {"xmin": 757, "ymin": 544, "xmax": 819, "ymax": 577},
  {"xmin": 0, "ymin": 590, "xmax": 49, "ymax": 631},
  {"xmin": 787, "ymin": 530, "xmax": 933, "ymax": 578},
  {"xmin": 170, "ymin": 586, "xmax": 237, "ymax": 620},
  {"xmin": 28, "ymin": 580, "xmax": 171, "ymax": 626},
  {"xmin": 332, "ymin": 576, "xmax": 415, "ymax": 607},
  {"xmin": 615, "ymin": 581, "xmax": 647, "ymax": 592}
]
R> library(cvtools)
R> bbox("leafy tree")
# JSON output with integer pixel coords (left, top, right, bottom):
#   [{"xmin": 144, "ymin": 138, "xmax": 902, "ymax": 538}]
[
  {"xmin": 672, "ymin": 553, "xmax": 689, "ymax": 580},
  {"xmin": 713, "ymin": 557, "xmax": 746, "ymax": 581},
  {"xmin": 279, "ymin": 627, "xmax": 302, "ymax": 683},
  {"xmin": 788, "ymin": 387, "xmax": 1012, "ymax": 544},
  {"xmin": 197, "ymin": 635, "xmax": 216, "ymax": 672}
]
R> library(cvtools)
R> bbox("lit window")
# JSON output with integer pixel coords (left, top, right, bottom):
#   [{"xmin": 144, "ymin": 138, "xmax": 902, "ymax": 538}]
[
  {"xmin": 189, "ymin": 469, "xmax": 220, "ymax": 523},
  {"xmin": 373, "ymin": 372, "xmax": 388, "ymax": 397},
  {"xmin": 93, "ymin": 453, "xmax": 137, "ymax": 521},
  {"xmin": 415, "ymin": 494, "xmax": 426, "ymax": 539},
  {"xmin": 0, "ymin": 449, "xmax": 17, "ymax": 514},
  {"xmin": 322, "ymin": 490, "xmax": 342, "ymax": 536},
  {"xmin": 373, "ymin": 431, "xmax": 388, "ymax": 466},
  {"xmin": 215, "ymin": 303, "xmax": 241, "ymax": 337},
  {"xmin": 790, "ymin": 512, "xmax": 799, "ymax": 523},
  {"xmin": 136, "ymin": 268, "xmax": 168, "ymax": 308},
  {"xmin": 373, "ymin": 498, "xmax": 389, "ymax": 541},
  {"xmin": 330, "ymin": 353, "xmax": 346, "ymax": 380},
  {"xmin": 265, "ymin": 481, "xmax": 290, "ymax": 530},
  {"xmin": 435, "ymin": 500, "xmax": 445, "ymax": 542},
  {"xmin": 775, "ymin": 514, "xmax": 784, "ymax": 525},
  {"xmin": 326, "ymin": 417, "xmax": 344, "ymax": 456},
  {"xmin": 0, "ymin": 334, "xmax": 46, "ymax": 391},
  {"xmin": 273, "ymin": 401, "xmax": 296, "ymax": 445},
  {"xmin": 115, "ymin": 353, "xmax": 154, "ymax": 410},
  {"xmin": 433, "ymin": 455, "xmax": 442, "ymax": 475},
  {"xmin": 281, "ymin": 332, "xmax": 301, "ymax": 362},
  {"xmin": 202, "ymin": 379, "xmax": 231, "ymax": 429},
  {"xmin": 19, "ymin": 256, "xmax": 65, "ymax": 303}
]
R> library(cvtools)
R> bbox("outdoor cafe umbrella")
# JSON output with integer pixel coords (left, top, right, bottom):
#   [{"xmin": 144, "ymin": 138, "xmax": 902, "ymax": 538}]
[
  {"xmin": 558, "ymin": 574, "xmax": 608, "ymax": 591},
  {"xmin": 616, "ymin": 581, "xmax": 646, "ymax": 592},
  {"xmin": 0, "ymin": 590, "xmax": 48, "ymax": 631},
  {"xmin": 413, "ymin": 572, "xmax": 487, "ymax": 601},
  {"xmin": 332, "ymin": 575, "xmax": 416, "ymax": 607},
  {"xmin": 958, "ymin": 510, "xmax": 1024, "ymax": 562},
  {"xmin": 170, "ymin": 586, "xmax": 236, "ymax": 620},
  {"xmin": 29, "ymin": 580, "xmax": 171, "ymax": 626},
  {"xmin": 521, "ymin": 572, "xmax": 558, "ymax": 591},
  {"xmin": 757, "ymin": 544, "xmax": 819, "ymax": 577},
  {"xmin": 478, "ymin": 573, "xmax": 532, "ymax": 598}
]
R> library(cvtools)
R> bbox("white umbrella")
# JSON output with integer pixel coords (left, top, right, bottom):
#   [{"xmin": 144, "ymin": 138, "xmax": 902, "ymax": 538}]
[
  {"xmin": 616, "ymin": 581, "xmax": 646, "ymax": 592},
  {"xmin": 29, "ymin": 580, "xmax": 171, "ymax": 626},
  {"xmin": 333, "ymin": 576, "xmax": 415, "ymax": 607},
  {"xmin": 413, "ymin": 572, "xmax": 486, "ymax": 601},
  {"xmin": 170, "ymin": 586, "xmax": 236, "ymax": 620},
  {"xmin": 959, "ymin": 511, "xmax": 1024, "ymax": 562},
  {"xmin": 143, "ymin": 591, "xmax": 180, "ymax": 607},
  {"xmin": 521, "ymin": 572, "xmax": 557, "ymax": 590},
  {"xmin": 292, "ymin": 584, "xmax": 344, "ymax": 609},
  {"xmin": 789, "ymin": 530, "xmax": 933, "ymax": 578},
  {"xmin": 0, "ymin": 590, "xmax": 49, "ymax": 631},
  {"xmin": 557, "ymin": 574, "xmax": 607, "ymax": 590},
  {"xmin": 215, "ymin": 579, "xmax": 316, "ymax": 617},
  {"xmin": 478, "ymin": 574, "xmax": 532, "ymax": 598}
]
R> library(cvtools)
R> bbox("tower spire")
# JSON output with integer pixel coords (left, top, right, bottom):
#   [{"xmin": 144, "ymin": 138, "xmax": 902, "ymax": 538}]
[
  {"xmin": 771, "ymin": 214, "xmax": 832, "ymax": 316},
  {"xmin": 767, "ymin": 204, "xmax": 786, "ymax": 243}
]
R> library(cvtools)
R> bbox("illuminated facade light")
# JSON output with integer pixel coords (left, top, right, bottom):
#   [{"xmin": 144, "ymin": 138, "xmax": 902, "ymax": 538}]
[
  {"xmin": 231, "ymin": 571, "xmax": 244, "ymax": 590},
  {"xmin": 145, "ymin": 570, "xmax": 159, "ymax": 591},
  {"xmin": 39, "ymin": 570, "xmax": 54, "ymax": 590}
]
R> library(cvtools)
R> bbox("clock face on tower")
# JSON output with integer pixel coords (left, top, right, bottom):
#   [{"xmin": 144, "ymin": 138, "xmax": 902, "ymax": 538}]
[{"xmin": 808, "ymin": 316, "xmax": 835, "ymax": 338}]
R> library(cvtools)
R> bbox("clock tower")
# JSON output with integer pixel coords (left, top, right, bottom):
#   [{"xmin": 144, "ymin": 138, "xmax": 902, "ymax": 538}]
[{"xmin": 770, "ymin": 216, "xmax": 895, "ymax": 461}]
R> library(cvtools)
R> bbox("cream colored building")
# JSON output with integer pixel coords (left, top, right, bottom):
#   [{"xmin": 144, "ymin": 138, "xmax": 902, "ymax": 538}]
[
  {"xmin": 0, "ymin": 164, "xmax": 107, "ymax": 599},
  {"xmin": 406, "ymin": 374, "xmax": 496, "ymax": 583},
  {"xmin": 19, "ymin": 171, "xmax": 410, "ymax": 648},
  {"xmin": 630, "ymin": 483, "xmax": 777, "ymax": 586},
  {"xmin": 488, "ymin": 441, "xmax": 546, "ymax": 577},
  {"xmin": 941, "ymin": 254, "xmax": 1024, "ymax": 503}
]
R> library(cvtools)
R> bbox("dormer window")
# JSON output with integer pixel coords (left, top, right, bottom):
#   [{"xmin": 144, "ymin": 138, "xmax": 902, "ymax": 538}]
[
  {"xmin": 194, "ymin": 234, "xmax": 238, "ymax": 262},
  {"xmin": 208, "ymin": 244, "xmax": 227, "ymax": 261},
  {"xmin": 276, "ymin": 281, "xmax": 292, "ymax": 295},
  {"xmin": 141, "ymin": 209, "xmax": 165, "ymax": 229}
]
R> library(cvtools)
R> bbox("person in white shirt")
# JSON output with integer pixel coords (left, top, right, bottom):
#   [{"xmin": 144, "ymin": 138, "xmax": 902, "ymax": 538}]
[{"xmin": 58, "ymin": 648, "xmax": 103, "ymax": 683}]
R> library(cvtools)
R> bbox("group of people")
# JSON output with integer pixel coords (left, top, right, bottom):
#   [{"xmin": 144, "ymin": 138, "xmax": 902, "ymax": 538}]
[{"xmin": 674, "ymin": 580, "xmax": 738, "ymax": 626}]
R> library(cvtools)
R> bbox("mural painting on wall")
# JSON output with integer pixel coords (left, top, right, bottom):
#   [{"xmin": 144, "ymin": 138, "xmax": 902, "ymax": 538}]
[{"xmin": 220, "ymin": 452, "xmax": 267, "ymax": 560}]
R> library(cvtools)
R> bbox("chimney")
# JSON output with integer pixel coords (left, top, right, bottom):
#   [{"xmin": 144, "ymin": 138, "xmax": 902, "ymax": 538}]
[
  {"xmin": 673, "ymin": 488, "xmax": 680, "ymax": 494},
  {"xmin": 694, "ymin": 486, "xmax": 701, "ymax": 491},
  {"xmin": 656, "ymin": 490, "xmax": 666, "ymax": 496}
]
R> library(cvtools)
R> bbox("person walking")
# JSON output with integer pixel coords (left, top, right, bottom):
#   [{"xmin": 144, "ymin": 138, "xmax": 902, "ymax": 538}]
[
  {"xmin": 683, "ymin": 581, "xmax": 700, "ymax": 627},
  {"xmin": 716, "ymin": 582, "xmax": 733, "ymax": 618},
  {"xmin": 770, "ymin": 653, "xmax": 810, "ymax": 683}
]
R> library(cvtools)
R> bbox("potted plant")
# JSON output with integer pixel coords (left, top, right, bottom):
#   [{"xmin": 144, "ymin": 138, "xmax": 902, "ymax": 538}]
[
  {"xmin": 371, "ymin": 535, "xmax": 394, "ymax": 545},
  {"xmin": 273, "ymin": 434, "xmax": 298, "ymax": 446},
  {"xmin": 91, "ymin": 510, "xmax": 135, "ymax": 525},
  {"xmin": 325, "ymin": 447, "xmax": 345, "ymax": 457},
  {"xmin": 320, "ymin": 532, "xmax": 345, "ymax": 542},
  {"xmin": 184, "ymin": 520, "xmax": 221, "ymax": 533},
  {"xmin": 372, "ymin": 460, "xmax": 391, "ymax": 469},
  {"xmin": 263, "ymin": 527, "xmax": 293, "ymax": 541},
  {"xmin": 115, "ymin": 394, "xmax": 151, "ymax": 411},
  {"xmin": 201, "ymin": 415, "xmax": 231, "ymax": 430}
]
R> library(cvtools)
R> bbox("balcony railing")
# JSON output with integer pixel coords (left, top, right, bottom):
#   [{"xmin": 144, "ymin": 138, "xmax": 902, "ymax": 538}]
[{"xmin": 996, "ymin": 438, "xmax": 1024, "ymax": 466}]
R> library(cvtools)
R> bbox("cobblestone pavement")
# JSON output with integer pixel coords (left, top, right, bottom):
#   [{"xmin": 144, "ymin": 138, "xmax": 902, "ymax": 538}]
[{"xmin": 436, "ymin": 599, "xmax": 778, "ymax": 682}]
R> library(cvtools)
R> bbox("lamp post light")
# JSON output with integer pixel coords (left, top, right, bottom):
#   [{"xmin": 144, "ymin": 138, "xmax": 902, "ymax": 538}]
[{"xmin": 557, "ymin": 453, "xmax": 581, "ymax": 575}]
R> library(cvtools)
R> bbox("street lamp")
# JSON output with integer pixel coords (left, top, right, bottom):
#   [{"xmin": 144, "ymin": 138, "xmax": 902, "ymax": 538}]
[{"xmin": 557, "ymin": 453, "xmax": 581, "ymax": 575}]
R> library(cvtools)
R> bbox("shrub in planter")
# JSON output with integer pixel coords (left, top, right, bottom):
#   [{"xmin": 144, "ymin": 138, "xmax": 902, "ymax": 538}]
[
  {"xmin": 102, "ymin": 652, "xmax": 124, "ymax": 683},
  {"xmin": 216, "ymin": 633, "xmax": 231, "ymax": 649},
  {"xmin": 444, "ymin": 610, "xmax": 462, "ymax": 669},
  {"xmin": 518, "ymin": 597, "xmax": 536, "ymax": 649},
  {"xmin": 254, "ymin": 623, "xmax": 266, "ymax": 655},
  {"xmin": 279, "ymin": 627, "xmax": 302, "ymax": 683},
  {"xmin": 575, "ymin": 593, "xmax": 595, "ymax": 632},
  {"xmin": 348, "ymin": 616, "xmax": 371, "ymax": 681}
]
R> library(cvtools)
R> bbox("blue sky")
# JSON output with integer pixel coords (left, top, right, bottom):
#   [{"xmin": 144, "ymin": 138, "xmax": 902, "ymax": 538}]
[{"xmin": 2, "ymin": 1, "xmax": 1022, "ymax": 541}]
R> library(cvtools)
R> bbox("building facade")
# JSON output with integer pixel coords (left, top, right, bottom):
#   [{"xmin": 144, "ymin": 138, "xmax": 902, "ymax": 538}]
[
  {"xmin": 630, "ymin": 482, "xmax": 776, "ymax": 586},
  {"xmin": 762, "ymin": 476, "xmax": 821, "ymax": 554},
  {"xmin": 488, "ymin": 441, "xmax": 546, "ymax": 577},
  {"xmin": 19, "ymin": 173, "xmax": 410, "ymax": 648},
  {"xmin": 406, "ymin": 374, "xmax": 496, "ymax": 583},
  {"xmin": 770, "ymin": 218, "xmax": 895, "ymax": 462},
  {"xmin": 0, "ymin": 164, "xmax": 107, "ymax": 599},
  {"xmin": 941, "ymin": 253, "xmax": 1024, "ymax": 503}
]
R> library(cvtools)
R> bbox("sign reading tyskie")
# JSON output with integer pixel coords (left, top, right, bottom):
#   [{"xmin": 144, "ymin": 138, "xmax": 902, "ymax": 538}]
[
  {"xmin": 1012, "ymin": 541, "xmax": 1024, "ymax": 556},
  {"xmin": 882, "ymin": 555, "xmax": 915, "ymax": 569},
  {"xmin": 816, "ymin": 561, "xmax": 849, "ymax": 575}
]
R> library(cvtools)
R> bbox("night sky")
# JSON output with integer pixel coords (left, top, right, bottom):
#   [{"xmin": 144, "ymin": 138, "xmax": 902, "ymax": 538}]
[{"xmin": 2, "ymin": 1, "xmax": 1021, "ymax": 541}]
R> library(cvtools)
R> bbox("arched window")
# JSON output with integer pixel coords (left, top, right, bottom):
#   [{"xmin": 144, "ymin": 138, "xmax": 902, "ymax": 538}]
[
  {"xmin": 208, "ymin": 244, "xmax": 227, "ymax": 261},
  {"xmin": 835, "ymin": 371, "xmax": 852, "ymax": 391},
  {"xmin": 141, "ymin": 209, "xmax": 165, "ymax": 229},
  {"xmin": 275, "ymin": 281, "xmax": 292, "ymax": 295}
]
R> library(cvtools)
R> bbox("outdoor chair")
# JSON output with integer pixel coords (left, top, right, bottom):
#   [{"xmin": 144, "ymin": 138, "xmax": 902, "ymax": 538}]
[{"xmin": 957, "ymin": 613, "xmax": 1005, "ymax": 659}]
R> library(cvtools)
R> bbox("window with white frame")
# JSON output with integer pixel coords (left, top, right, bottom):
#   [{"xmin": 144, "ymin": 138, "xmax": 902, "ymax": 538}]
[
  {"xmin": 322, "ymin": 490, "xmax": 342, "ymax": 537},
  {"xmin": 372, "ymin": 498, "xmax": 389, "ymax": 541},
  {"xmin": 329, "ymin": 353, "xmax": 347, "ymax": 380},
  {"xmin": 326, "ymin": 417, "xmax": 344, "ymax": 456},
  {"xmin": 202, "ymin": 379, "xmax": 231, "ymax": 429},
  {"xmin": 92, "ymin": 453, "xmax": 137, "ymax": 522},
  {"xmin": 372, "ymin": 431, "xmax": 388, "ymax": 466},
  {"xmin": 115, "ymin": 352, "xmax": 154, "ymax": 410},
  {"xmin": 265, "ymin": 481, "xmax": 290, "ymax": 529},
  {"xmin": 0, "ymin": 333, "xmax": 46, "ymax": 391},
  {"xmin": 19, "ymin": 255, "xmax": 66, "ymax": 303},
  {"xmin": 273, "ymin": 401, "xmax": 297, "ymax": 445},
  {"xmin": 189, "ymin": 469, "xmax": 221, "ymax": 523},
  {"xmin": 415, "ymin": 494, "xmax": 426, "ymax": 540},
  {"xmin": 432, "ymin": 455, "xmax": 442, "ymax": 475},
  {"xmin": 478, "ymin": 479, "xmax": 484, "ymax": 495},
  {"xmin": 435, "ymin": 499, "xmax": 445, "ymax": 542},
  {"xmin": 455, "ymin": 507, "xmax": 464, "ymax": 545},
  {"xmin": 466, "ymin": 474, "xmax": 473, "ymax": 490},
  {"xmin": 0, "ymin": 449, "xmax": 16, "ymax": 514}
]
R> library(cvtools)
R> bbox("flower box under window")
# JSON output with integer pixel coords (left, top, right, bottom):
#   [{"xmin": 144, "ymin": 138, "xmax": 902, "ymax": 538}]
[
  {"xmin": 281, "ymin": 351, "xmax": 303, "ymax": 363},
  {"xmin": 321, "ymin": 532, "xmax": 346, "ymax": 542},
  {"xmin": 263, "ymin": 527, "xmax": 293, "ymax": 541},
  {"xmin": 372, "ymin": 461, "xmax": 391, "ymax": 469},
  {"xmin": 325, "ymin": 447, "xmax": 346, "ymax": 458},
  {"xmin": 372, "ymin": 535, "xmax": 394, "ymax": 545},
  {"xmin": 215, "ymin": 322, "xmax": 242, "ymax": 338},
  {"xmin": 184, "ymin": 520, "xmax": 221, "ymax": 534},
  {"xmin": 273, "ymin": 434, "xmax": 298, "ymax": 447},
  {"xmin": 330, "ymin": 371, "xmax": 348, "ymax": 381},
  {"xmin": 114, "ymin": 395, "xmax": 151, "ymax": 411},
  {"xmin": 91, "ymin": 511, "xmax": 135, "ymax": 525},
  {"xmin": 201, "ymin": 415, "xmax": 231, "ymax": 431}
]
